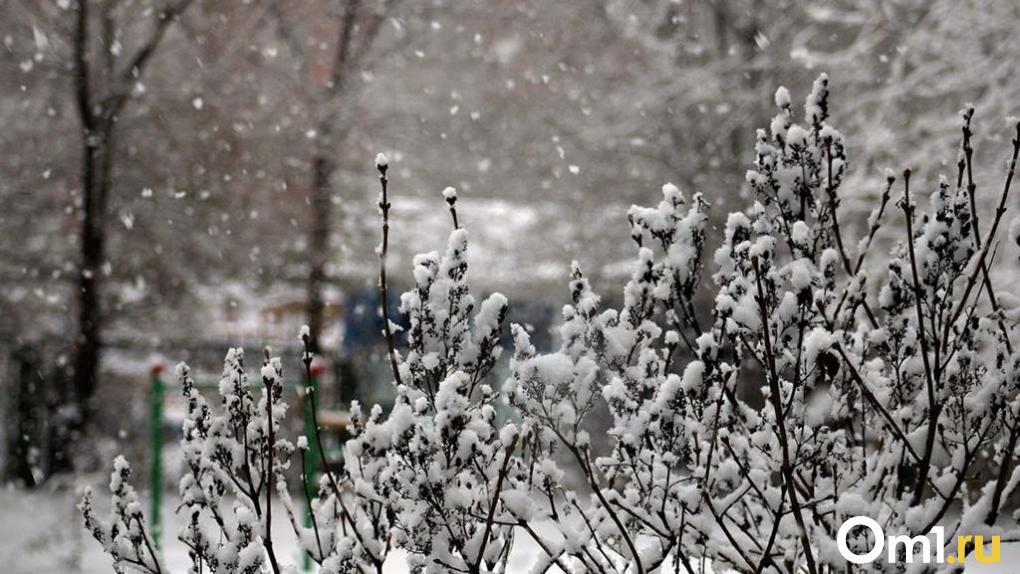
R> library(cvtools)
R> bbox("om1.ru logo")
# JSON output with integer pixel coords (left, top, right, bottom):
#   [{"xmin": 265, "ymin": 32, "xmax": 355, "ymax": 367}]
[{"xmin": 837, "ymin": 517, "xmax": 1000, "ymax": 565}]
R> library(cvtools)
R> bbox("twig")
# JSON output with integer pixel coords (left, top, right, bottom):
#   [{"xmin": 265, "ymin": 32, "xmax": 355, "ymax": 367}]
[
  {"xmin": 261, "ymin": 351, "xmax": 282, "ymax": 574},
  {"xmin": 825, "ymin": 140, "xmax": 878, "ymax": 328},
  {"xmin": 299, "ymin": 451, "xmax": 325, "ymax": 561},
  {"xmin": 376, "ymin": 156, "xmax": 405, "ymax": 387},
  {"xmin": 944, "ymin": 121, "xmax": 1020, "ymax": 336},
  {"xmin": 301, "ymin": 334, "xmax": 385, "ymax": 571},
  {"xmin": 959, "ymin": 110, "xmax": 1013, "ymax": 355},
  {"xmin": 751, "ymin": 257, "xmax": 818, "ymax": 574},
  {"xmin": 472, "ymin": 435, "xmax": 519, "ymax": 573},
  {"xmin": 899, "ymin": 169, "xmax": 941, "ymax": 504}
]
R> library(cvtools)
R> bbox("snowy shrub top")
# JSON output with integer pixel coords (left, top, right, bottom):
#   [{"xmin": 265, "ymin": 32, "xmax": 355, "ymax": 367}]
[{"xmin": 83, "ymin": 75, "xmax": 1020, "ymax": 574}]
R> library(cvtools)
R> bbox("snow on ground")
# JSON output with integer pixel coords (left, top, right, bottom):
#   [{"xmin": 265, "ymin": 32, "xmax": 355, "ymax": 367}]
[
  {"xmin": 0, "ymin": 486, "xmax": 546, "ymax": 573},
  {"xmin": 0, "ymin": 486, "xmax": 403, "ymax": 573},
  {"xmin": 1, "ymin": 486, "xmax": 1018, "ymax": 573}
]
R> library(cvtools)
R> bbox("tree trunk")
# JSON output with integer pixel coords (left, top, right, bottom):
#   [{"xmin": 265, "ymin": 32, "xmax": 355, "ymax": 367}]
[
  {"xmin": 5, "ymin": 346, "xmax": 42, "ymax": 485},
  {"xmin": 305, "ymin": 152, "xmax": 335, "ymax": 354},
  {"xmin": 712, "ymin": 0, "xmax": 729, "ymax": 56},
  {"xmin": 70, "ymin": 121, "xmax": 112, "ymax": 447},
  {"xmin": 303, "ymin": 0, "xmax": 361, "ymax": 355},
  {"xmin": 63, "ymin": 0, "xmax": 193, "ymax": 473}
]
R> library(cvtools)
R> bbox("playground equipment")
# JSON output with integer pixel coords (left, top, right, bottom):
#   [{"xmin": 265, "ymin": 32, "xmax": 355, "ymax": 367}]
[{"xmin": 148, "ymin": 361, "xmax": 349, "ymax": 569}]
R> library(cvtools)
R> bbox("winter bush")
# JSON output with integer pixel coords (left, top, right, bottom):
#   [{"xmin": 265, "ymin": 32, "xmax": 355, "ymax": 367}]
[{"xmin": 82, "ymin": 76, "xmax": 1020, "ymax": 573}]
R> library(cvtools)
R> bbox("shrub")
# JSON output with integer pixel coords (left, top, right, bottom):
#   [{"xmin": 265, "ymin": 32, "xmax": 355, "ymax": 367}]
[{"xmin": 82, "ymin": 76, "xmax": 1020, "ymax": 573}]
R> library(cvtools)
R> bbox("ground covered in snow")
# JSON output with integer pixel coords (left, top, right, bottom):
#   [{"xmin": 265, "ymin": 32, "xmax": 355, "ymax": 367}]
[
  {"xmin": 0, "ymin": 486, "xmax": 553, "ymax": 573},
  {"xmin": 0, "ymin": 486, "xmax": 403, "ymax": 573},
  {"xmin": 2, "ymin": 487, "xmax": 1017, "ymax": 573}
]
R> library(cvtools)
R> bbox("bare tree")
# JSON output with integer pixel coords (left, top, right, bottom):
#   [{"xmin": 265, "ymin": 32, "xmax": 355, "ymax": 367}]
[
  {"xmin": 269, "ymin": 0, "xmax": 398, "ymax": 354},
  {"xmin": 69, "ymin": 0, "xmax": 194, "ymax": 446}
]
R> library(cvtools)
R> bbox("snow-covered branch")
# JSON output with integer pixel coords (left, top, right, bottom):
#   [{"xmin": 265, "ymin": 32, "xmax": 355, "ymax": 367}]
[{"xmin": 83, "ymin": 75, "xmax": 1020, "ymax": 573}]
